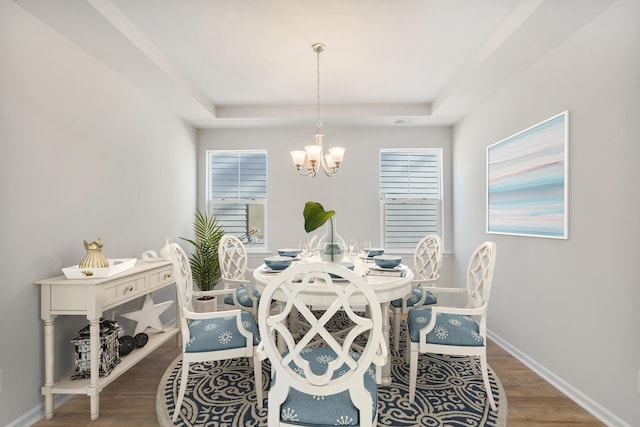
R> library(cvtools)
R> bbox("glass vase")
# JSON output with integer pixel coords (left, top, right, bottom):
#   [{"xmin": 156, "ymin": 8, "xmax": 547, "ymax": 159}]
[{"xmin": 318, "ymin": 217, "xmax": 346, "ymax": 262}]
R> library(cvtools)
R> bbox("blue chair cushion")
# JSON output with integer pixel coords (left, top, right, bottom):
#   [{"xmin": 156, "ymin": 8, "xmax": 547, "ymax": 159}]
[
  {"xmin": 272, "ymin": 348, "xmax": 377, "ymax": 427},
  {"xmin": 390, "ymin": 286, "xmax": 436, "ymax": 308},
  {"xmin": 408, "ymin": 308, "xmax": 484, "ymax": 346},
  {"xmin": 185, "ymin": 310, "xmax": 259, "ymax": 352},
  {"xmin": 223, "ymin": 285, "xmax": 261, "ymax": 307}
]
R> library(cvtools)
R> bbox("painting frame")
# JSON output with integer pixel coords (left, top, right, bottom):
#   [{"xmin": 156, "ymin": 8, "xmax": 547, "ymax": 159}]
[{"xmin": 486, "ymin": 111, "xmax": 569, "ymax": 239}]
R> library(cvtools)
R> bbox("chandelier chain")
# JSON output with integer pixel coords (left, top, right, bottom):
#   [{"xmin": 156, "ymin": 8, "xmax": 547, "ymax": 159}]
[{"xmin": 316, "ymin": 45, "xmax": 322, "ymax": 131}]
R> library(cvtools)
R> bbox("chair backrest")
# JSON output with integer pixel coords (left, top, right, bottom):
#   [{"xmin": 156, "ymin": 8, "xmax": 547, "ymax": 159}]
[
  {"xmin": 465, "ymin": 241, "xmax": 497, "ymax": 309},
  {"xmin": 413, "ymin": 234, "xmax": 443, "ymax": 282},
  {"xmin": 258, "ymin": 262, "xmax": 384, "ymax": 398},
  {"xmin": 168, "ymin": 242, "xmax": 198, "ymax": 320},
  {"xmin": 218, "ymin": 234, "xmax": 249, "ymax": 281}
]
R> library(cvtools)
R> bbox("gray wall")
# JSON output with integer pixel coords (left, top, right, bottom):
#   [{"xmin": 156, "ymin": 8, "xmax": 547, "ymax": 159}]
[
  {"xmin": 198, "ymin": 127, "xmax": 454, "ymax": 259},
  {"xmin": 452, "ymin": 0, "xmax": 639, "ymax": 425},
  {"xmin": 0, "ymin": 2, "xmax": 196, "ymax": 425}
]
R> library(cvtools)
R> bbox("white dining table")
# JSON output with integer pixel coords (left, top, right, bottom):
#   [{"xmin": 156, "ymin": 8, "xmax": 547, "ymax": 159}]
[{"xmin": 253, "ymin": 255, "xmax": 413, "ymax": 386}]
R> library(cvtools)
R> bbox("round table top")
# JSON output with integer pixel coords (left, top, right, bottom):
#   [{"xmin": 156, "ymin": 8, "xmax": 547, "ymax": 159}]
[{"xmin": 253, "ymin": 256, "xmax": 413, "ymax": 305}]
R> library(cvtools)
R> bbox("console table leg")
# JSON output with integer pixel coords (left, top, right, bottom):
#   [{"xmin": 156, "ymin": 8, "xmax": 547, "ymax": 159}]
[
  {"xmin": 89, "ymin": 317, "xmax": 100, "ymax": 420},
  {"xmin": 43, "ymin": 317, "xmax": 56, "ymax": 419},
  {"xmin": 89, "ymin": 386, "xmax": 99, "ymax": 420}
]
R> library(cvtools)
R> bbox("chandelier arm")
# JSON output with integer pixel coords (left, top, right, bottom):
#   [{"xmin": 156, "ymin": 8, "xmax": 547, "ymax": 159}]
[
  {"xmin": 319, "ymin": 154, "xmax": 337, "ymax": 176},
  {"xmin": 314, "ymin": 128, "xmax": 336, "ymax": 176},
  {"xmin": 298, "ymin": 167, "xmax": 318, "ymax": 178},
  {"xmin": 297, "ymin": 168, "xmax": 317, "ymax": 177}
]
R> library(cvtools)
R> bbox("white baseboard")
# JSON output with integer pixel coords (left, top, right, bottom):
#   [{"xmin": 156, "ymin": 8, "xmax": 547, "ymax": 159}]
[
  {"xmin": 488, "ymin": 330, "xmax": 631, "ymax": 427},
  {"xmin": 7, "ymin": 394, "xmax": 72, "ymax": 427}
]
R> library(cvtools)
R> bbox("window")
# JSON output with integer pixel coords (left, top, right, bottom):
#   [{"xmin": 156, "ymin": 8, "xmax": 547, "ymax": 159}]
[
  {"xmin": 207, "ymin": 150, "xmax": 267, "ymax": 249},
  {"xmin": 380, "ymin": 149, "xmax": 442, "ymax": 250}
]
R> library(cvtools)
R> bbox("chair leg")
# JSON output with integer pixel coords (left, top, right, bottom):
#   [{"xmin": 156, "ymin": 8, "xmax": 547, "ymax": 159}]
[
  {"xmin": 408, "ymin": 346, "xmax": 418, "ymax": 403},
  {"xmin": 393, "ymin": 308, "xmax": 401, "ymax": 351},
  {"xmin": 405, "ymin": 326, "xmax": 410, "ymax": 364},
  {"xmin": 253, "ymin": 354, "xmax": 263, "ymax": 409},
  {"xmin": 479, "ymin": 354, "xmax": 497, "ymax": 411},
  {"xmin": 172, "ymin": 360, "xmax": 190, "ymax": 421}
]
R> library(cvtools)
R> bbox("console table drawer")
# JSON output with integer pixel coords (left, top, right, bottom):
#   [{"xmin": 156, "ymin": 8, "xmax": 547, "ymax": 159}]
[
  {"xmin": 150, "ymin": 267, "xmax": 173, "ymax": 289},
  {"xmin": 104, "ymin": 276, "xmax": 147, "ymax": 306}
]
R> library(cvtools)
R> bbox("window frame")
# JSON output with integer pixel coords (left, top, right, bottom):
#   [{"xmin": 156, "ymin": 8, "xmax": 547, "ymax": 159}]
[
  {"xmin": 205, "ymin": 149, "xmax": 267, "ymax": 251},
  {"xmin": 379, "ymin": 148, "xmax": 443, "ymax": 252}
]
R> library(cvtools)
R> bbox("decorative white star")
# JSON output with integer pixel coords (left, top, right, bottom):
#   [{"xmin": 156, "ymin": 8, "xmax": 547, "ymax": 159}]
[{"xmin": 120, "ymin": 294, "xmax": 174, "ymax": 335}]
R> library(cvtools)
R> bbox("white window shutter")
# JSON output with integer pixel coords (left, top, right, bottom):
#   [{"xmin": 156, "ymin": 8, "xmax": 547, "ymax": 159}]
[
  {"xmin": 207, "ymin": 151, "xmax": 267, "ymax": 244},
  {"xmin": 380, "ymin": 150, "xmax": 441, "ymax": 249}
]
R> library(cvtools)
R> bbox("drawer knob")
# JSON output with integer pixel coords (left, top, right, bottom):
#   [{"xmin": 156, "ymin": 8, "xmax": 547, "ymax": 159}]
[
  {"xmin": 163, "ymin": 273, "xmax": 172, "ymax": 280},
  {"xmin": 125, "ymin": 285, "xmax": 134, "ymax": 292}
]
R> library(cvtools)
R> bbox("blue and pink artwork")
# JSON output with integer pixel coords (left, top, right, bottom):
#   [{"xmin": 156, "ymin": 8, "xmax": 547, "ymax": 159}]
[{"xmin": 487, "ymin": 111, "xmax": 568, "ymax": 238}]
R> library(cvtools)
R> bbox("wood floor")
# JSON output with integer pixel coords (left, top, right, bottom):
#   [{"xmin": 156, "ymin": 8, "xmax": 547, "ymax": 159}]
[{"xmin": 31, "ymin": 338, "xmax": 605, "ymax": 427}]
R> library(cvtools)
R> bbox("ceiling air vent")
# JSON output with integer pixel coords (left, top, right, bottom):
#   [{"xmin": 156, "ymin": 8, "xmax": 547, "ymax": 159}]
[{"xmin": 394, "ymin": 118, "xmax": 415, "ymax": 125}]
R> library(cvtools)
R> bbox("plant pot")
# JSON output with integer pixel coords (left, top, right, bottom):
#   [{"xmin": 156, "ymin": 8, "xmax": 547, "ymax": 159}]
[{"xmin": 194, "ymin": 296, "xmax": 218, "ymax": 313}]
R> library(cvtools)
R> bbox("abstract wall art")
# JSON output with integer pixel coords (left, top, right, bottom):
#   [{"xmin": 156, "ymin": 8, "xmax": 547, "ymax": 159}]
[{"xmin": 487, "ymin": 111, "xmax": 568, "ymax": 239}]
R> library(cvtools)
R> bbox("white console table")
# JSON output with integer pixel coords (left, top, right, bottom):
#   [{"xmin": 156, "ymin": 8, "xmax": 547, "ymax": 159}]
[{"xmin": 35, "ymin": 260, "xmax": 179, "ymax": 420}]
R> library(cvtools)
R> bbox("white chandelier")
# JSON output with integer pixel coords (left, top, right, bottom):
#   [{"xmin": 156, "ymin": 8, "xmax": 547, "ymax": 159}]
[{"xmin": 290, "ymin": 43, "xmax": 345, "ymax": 177}]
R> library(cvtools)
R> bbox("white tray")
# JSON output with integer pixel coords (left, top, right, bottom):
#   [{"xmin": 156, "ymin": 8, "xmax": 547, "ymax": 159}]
[{"xmin": 62, "ymin": 258, "xmax": 137, "ymax": 279}]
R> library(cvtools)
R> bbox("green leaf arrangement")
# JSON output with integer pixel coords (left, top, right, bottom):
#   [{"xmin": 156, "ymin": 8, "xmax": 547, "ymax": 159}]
[
  {"xmin": 304, "ymin": 201, "xmax": 342, "ymax": 261},
  {"xmin": 303, "ymin": 201, "xmax": 335, "ymax": 233},
  {"xmin": 180, "ymin": 210, "xmax": 225, "ymax": 292}
]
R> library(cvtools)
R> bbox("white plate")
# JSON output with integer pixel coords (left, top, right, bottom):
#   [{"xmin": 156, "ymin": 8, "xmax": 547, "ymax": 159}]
[
  {"xmin": 261, "ymin": 265, "xmax": 285, "ymax": 273},
  {"xmin": 369, "ymin": 263, "xmax": 407, "ymax": 271}
]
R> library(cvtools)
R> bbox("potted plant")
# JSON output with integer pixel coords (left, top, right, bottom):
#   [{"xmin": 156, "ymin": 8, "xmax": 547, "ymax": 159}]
[
  {"xmin": 303, "ymin": 201, "xmax": 346, "ymax": 262},
  {"xmin": 181, "ymin": 210, "xmax": 225, "ymax": 311}
]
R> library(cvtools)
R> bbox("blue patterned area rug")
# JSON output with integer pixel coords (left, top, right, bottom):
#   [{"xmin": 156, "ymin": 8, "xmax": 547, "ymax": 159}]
[{"xmin": 157, "ymin": 326, "xmax": 507, "ymax": 426}]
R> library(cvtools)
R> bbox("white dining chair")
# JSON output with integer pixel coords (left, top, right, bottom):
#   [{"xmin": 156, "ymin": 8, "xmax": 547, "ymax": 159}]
[
  {"xmin": 258, "ymin": 262, "xmax": 387, "ymax": 427},
  {"xmin": 406, "ymin": 241, "xmax": 497, "ymax": 410},
  {"xmin": 390, "ymin": 234, "xmax": 442, "ymax": 351},
  {"xmin": 168, "ymin": 242, "xmax": 264, "ymax": 421},
  {"xmin": 218, "ymin": 234, "xmax": 261, "ymax": 316}
]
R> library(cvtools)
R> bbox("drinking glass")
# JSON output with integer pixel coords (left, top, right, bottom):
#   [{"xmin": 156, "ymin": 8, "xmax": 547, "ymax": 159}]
[
  {"xmin": 360, "ymin": 241, "xmax": 371, "ymax": 257},
  {"xmin": 347, "ymin": 238, "xmax": 358, "ymax": 260},
  {"xmin": 299, "ymin": 239, "xmax": 310, "ymax": 261}
]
